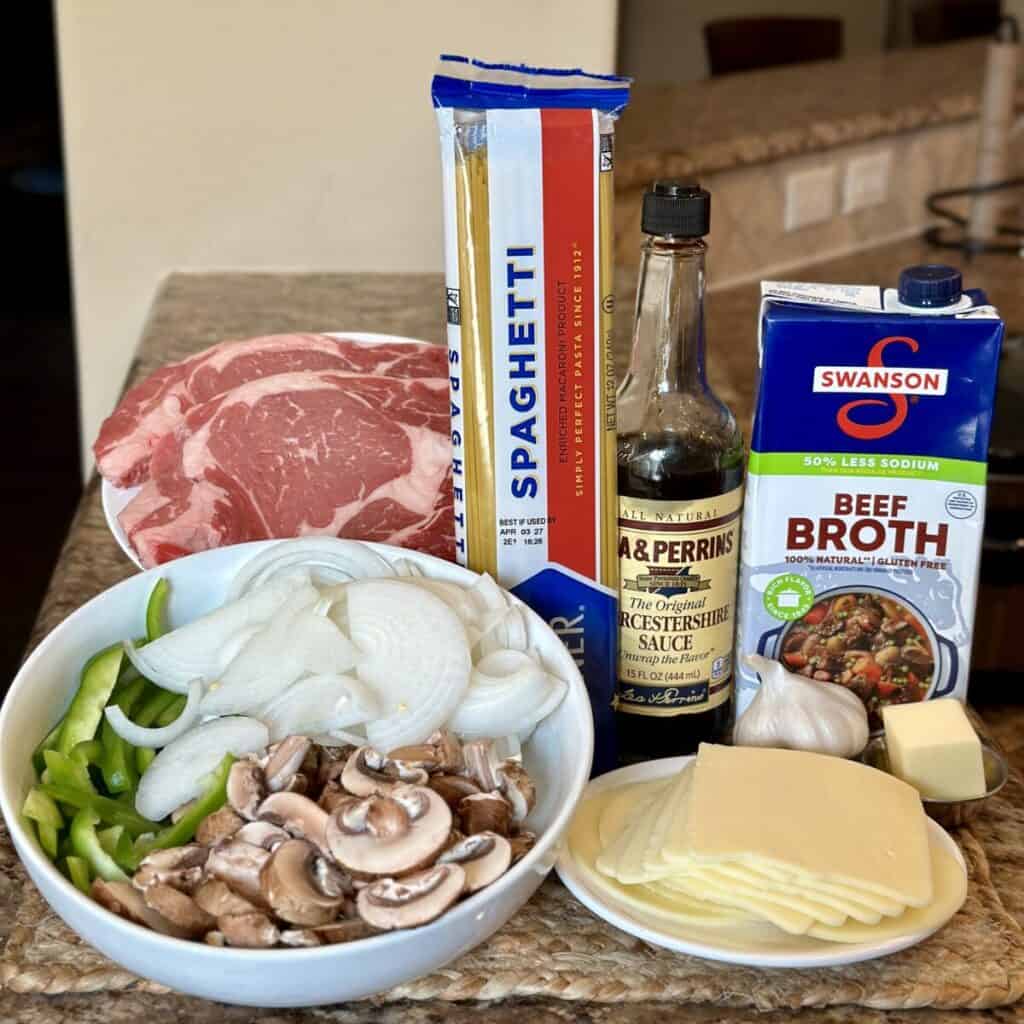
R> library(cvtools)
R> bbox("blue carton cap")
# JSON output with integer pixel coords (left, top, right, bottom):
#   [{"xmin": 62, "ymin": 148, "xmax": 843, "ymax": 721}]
[{"xmin": 898, "ymin": 264, "xmax": 963, "ymax": 308}]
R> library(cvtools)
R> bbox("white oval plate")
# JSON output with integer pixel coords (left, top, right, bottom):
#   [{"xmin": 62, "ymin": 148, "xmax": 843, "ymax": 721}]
[
  {"xmin": 556, "ymin": 756, "xmax": 967, "ymax": 969},
  {"xmin": 101, "ymin": 331, "xmax": 439, "ymax": 570}
]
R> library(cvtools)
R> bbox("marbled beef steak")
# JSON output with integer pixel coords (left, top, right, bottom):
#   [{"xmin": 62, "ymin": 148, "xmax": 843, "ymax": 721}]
[
  {"xmin": 95, "ymin": 333, "xmax": 446, "ymax": 487},
  {"xmin": 96, "ymin": 335, "xmax": 454, "ymax": 564}
]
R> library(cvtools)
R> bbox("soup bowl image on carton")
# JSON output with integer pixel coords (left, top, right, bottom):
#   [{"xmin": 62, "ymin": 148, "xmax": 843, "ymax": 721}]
[{"xmin": 736, "ymin": 267, "xmax": 1003, "ymax": 730}]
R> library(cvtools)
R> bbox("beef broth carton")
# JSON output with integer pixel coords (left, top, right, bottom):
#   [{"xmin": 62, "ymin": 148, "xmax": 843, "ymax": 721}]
[{"xmin": 736, "ymin": 267, "xmax": 1003, "ymax": 729}]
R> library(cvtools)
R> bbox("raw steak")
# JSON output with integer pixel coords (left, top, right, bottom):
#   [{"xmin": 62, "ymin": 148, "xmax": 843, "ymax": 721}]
[
  {"xmin": 118, "ymin": 371, "xmax": 454, "ymax": 567},
  {"xmin": 95, "ymin": 334, "xmax": 447, "ymax": 487}
]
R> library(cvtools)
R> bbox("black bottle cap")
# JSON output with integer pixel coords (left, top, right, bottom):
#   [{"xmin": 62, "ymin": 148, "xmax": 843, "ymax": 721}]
[
  {"xmin": 897, "ymin": 264, "xmax": 963, "ymax": 307},
  {"xmin": 641, "ymin": 180, "xmax": 711, "ymax": 238}
]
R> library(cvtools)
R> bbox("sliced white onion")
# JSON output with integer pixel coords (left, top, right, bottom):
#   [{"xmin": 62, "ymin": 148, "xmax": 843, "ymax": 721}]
[
  {"xmin": 391, "ymin": 557, "xmax": 425, "ymax": 577},
  {"xmin": 310, "ymin": 724, "xmax": 368, "ymax": 747},
  {"xmin": 449, "ymin": 648, "xmax": 567, "ymax": 740},
  {"xmin": 473, "ymin": 604, "xmax": 530, "ymax": 661},
  {"xmin": 228, "ymin": 538, "xmax": 395, "ymax": 600},
  {"xmin": 346, "ymin": 579, "xmax": 472, "ymax": 751},
  {"xmin": 124, "ymin": 574, "xmax": 313, "ymax": 692},
  {"xmin": 201, "ymin": 608, "xmax": 361, "ymax": 716},
  {"xmin": 104, "ymin": 679, "xmax": 203, "ymax": 748},
  {"xmin": 135, "ymin": 716, "xmax": 269, "ymax": 821},
  {"xmin": 258, "ymin": 673, "xmax": 379, "ymax": 743},
  {"xmin": 469, "ymin": 573, "xmax": 508, "ymax": 615}
]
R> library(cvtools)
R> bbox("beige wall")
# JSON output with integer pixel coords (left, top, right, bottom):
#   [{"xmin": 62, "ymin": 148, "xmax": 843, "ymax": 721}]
[
  {"xmin": 56, "ymin": 0, "xmax": 618, "ymax": 474},
  {"xmin": 618, "ymin": 0, "xmax": 887, "ymax": 83}
]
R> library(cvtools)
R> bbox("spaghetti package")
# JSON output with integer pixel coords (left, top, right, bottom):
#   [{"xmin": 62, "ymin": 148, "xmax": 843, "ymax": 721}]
[{"xmin": 432, "ymin": 57, "xmax": 630, "ymax": 771}]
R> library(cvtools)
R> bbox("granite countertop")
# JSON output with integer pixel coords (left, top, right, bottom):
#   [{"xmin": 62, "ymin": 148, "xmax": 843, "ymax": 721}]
[
  {"xmin": 616, "ymin": 39, "xmax": 1023, "ymax": 187},
  {"xmin": 6, "ymin": 237, "xmax": 1024, "ymax": 1021}
]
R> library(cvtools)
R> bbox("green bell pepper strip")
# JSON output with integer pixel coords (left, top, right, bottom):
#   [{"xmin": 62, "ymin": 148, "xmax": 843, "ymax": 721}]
[
  {"xmin": 57, "ymin": 834, "xmax": 75, "ymax": 861},
  {"xmin": 43, "ymin": 749, "xmax": 95, "ymax": 794},
  {"xmin": 32, "ymin": 719, "xmax": 65, "ymax": 776},
  {"xmin": 129, "ymin": 686, "xmax": 178, "ymax": 775},
  {"xmin": 22, "ymin": 787, "xmax": 64, "ymax": 830},
  {"xmin": 69, "ymin": 739, "xmax": 103, "ymax": 767},
  {"xmin": 133, "ymin": 754, "xmax": 235, "ymax": 861},
  {"xmin": 99, "ymin": 677, "xmax": 146, "ymax": 794},
  {"xmin": 35, "ymin": 821, "xmax": 60, "ymax": 860},
  {"xmin": 146, "ymin": 579, "xmax": 170, "ymax": 642},
  {"xmin": 154, "ymin": 694, "xmax": 187, "ymax": 728},
  {"xmin": 65, "ymin": 855, "xmax": 92, "ymax": 894},
  {"xmin": 70, "ymin": 807, "xmax": 128, "ymax": 882},
  {"xmin": 98, "ymin": 825, "xmax": 136, "ymax": 871},
  {"xmin": 57, "ymin": 643, "xmax": 124, "ymax": 757},
  {"xmin": 38, "ymin": 783, "xmax": 158, "ymax": 837}
]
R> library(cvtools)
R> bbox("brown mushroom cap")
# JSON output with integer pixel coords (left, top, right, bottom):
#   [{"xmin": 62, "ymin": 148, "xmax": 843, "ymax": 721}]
[
  {"xmin": 428, "ymin": 773, "xmax": 481, "ymax": 809},
  {"xmin": 193, "ymin": 878, "xmax": 261, "ymax": 918},
  {"xmin": 326, "ymin": 785, "xmax": 452, "ymax": 876},
  {"xmin": 438, "ymin": 831, "xmax": 512, "ymax": 893},
  {"xmin": 142, "ymin": 883, "xmax": 216, "ymax": 938},
  {"xmin": 226, "ymin": 759, "xmax": 267, "ymax": 820},
  {"xmin": 235, "ymin": 820, "xmax": 291, "ymax": 851},
  {"xmin": 498, "ymin": 761, "xmax": 536, "ymax": 825},
  {"xmin": 461, "ymin": 739, "xmax": 503, "ymax": 791},
  {"xmin": 132, "ymin": 844, "xmax": 209, "ymax": 893},
  {"xmin": 341, "ymin": 746, "xmax": 430, "ymax": 797},
  {"xmin": 196, "ymin": 805, "xmax": 245, "ymax": 846},
  {"xmin": 356, "ymin": 864, "xmax": 466, "ymax": 930},
  {"xmin": 90, "ymin": 879, "xmax": 194, "ymax": 939},
  {"xmin": 260, "ymin": 839, "xmax": 349, "ymax": 927},
  {"xmin": 388, "ymin": 729, "xmax": 463, "ymax": 774},
  {"xmin": 509, "ymin": 830, "xmax": 537, "ymax": 864},
  {"xmin": 218, "ymin": 911, "xmax": 279, "ymax": 948},
  {"xmin": 263, "ymin": 735, "xmax": 312, "ymax": 792},
  {"xmin": 318, "ymin": 781, "xmax": 351, "ymax": 814},
  {"xmin": 205, "ymin": 839, "xmax": 271, "ymax": 904},
  {"xmin": 458, "ymin": 791, "xmax": 511, "ymax": 837},
  {"xmin": 257, "ymin": 791, "xmax": 330, "ymax": 854}
]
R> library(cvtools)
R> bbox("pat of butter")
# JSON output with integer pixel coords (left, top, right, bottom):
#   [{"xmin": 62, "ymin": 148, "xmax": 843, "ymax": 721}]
[{"xmin": 882, "ymin": 699, "xmax": 986, "ymax": 801}]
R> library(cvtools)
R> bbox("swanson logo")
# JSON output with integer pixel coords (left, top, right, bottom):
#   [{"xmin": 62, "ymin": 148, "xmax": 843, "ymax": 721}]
[{"xmin": 812, "ymin": 336, "xmax": 947, "ymax": 440}]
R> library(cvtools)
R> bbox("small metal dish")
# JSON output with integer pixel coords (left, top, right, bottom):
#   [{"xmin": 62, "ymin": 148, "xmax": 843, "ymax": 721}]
[{"xmin": 860, "ymin": 735, "xmax": 1009, "ymax": 828}]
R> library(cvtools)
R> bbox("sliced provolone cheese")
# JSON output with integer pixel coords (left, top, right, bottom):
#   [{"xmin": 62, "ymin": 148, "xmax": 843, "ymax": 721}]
[{"xmin": 678, "ymin": 744, "xmax": 933, "ymax": 907}]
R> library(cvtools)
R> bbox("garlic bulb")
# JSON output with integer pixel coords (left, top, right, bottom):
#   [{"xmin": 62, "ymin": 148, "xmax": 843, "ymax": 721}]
[{"xmin": 735, "ymin": 654, "xmax": 869, "ymax": 758}]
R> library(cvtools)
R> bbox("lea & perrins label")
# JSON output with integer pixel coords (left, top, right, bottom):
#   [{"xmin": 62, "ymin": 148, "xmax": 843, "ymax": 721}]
[{"xmin": 616, "ymin": 486, "xmax": 743, "ymax": 716}]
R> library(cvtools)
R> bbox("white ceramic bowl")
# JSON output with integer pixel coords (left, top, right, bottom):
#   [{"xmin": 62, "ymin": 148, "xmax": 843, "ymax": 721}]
[{"xmin": 0, "ymin": 541, "xmax": 594, "ymax": 1007}]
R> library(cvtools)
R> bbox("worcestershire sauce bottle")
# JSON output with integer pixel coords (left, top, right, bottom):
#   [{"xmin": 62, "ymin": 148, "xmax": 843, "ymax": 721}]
[{"xmin": 615, "ymin": 182, "xmax": 744, "ymax": 762}]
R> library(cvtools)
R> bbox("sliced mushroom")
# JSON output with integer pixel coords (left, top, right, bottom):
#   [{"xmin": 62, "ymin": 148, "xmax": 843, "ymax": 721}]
[
  {"xmin": 509, "ymin": 830, "xmax": 537, "ymax": 863},
  {"xmin": 438, "ymin": 831, "xmax": 512, "ymax": 892},
  {"xmin": 218, "ymin": 911, "xmax": 279, "ymax": 948},
  {"xmin": 389, "ymin": 729, "xmax": 463, "ymax": 774},
  {"xmin": 257, "ymin": 791, "xmax": 330, "ymax": 854},
  {"xmin": 326, "ymin": 785, "xmax": 452, "ymax": 876},
  {"xmin": 458, "ymin": 791, "xmax": 511, "ymax": 837},
  {"xmin": 235, "ymin": 820, "xmax": 291, "ymax": 851},
  {"xmin": 282, "ymin": 772, "xmax": 309, "ymax": 795},
  {"xmin": 90, "ymin": 879, "xmax": 195, "ymax": 939},
  {"xmin": 429, "ymin": 774, "xmax": 481, "ymax": 809},
  {"xmin": 356, "ymin": 864, "xmax": 465, "ymax": 930},
  {"xmin": 461, "ymin": 739, "xmax": 503, "ymax": 791},
  {"xmin": 263, "ymin": 735, "xmax": 312, "ymax": 792},
  {"xmin": 318, "ymin": 781, "xmax": 350, "ymax": 814},
  {"xmin": 316, "ymin": 745, "xmax": 358, "ymax": 790},
  {"xmin": 312, "ymin": 918, "xmax": 379, "ymax": 944},
  {"xmin": 260, "ymin": 839, "xmax": 349, "ymax": 926},
  {"xmin": 142, "ymin": 883, "xmax": 216, "ymax": 938},
  {"xmin": 205, "ymin": 930, "xmax": 227, "ymax": 947},
  {"xmin": 498, "ymin": 761, "xmax": 536, "ymax": 825},
  {"xmin": 132, "ymin": 844, "xmax": 208, "ymax": 893},
  {"xmin": 226, "ymin": 759, "xmax": 267, "ymax": 820},
  {"xmin": 341, "ymin": 746, "xmax": 429, "ymax": 797},
  {"xmin": 196, "ymin": 805, "xmax": 245, "ymax": 846},
  {"xmin": 193, "ymin": 878, "xmax": 261, "ymax": 918},
  {"xmin": 278, "ymin": 928, "xmax": 321, "ymax": 947},
  {"xmin": 205, "ymin": 838, "xmax": 271, "ymax": 904}
]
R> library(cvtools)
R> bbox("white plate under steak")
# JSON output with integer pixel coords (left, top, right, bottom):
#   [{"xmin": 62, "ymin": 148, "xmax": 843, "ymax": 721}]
[
  {"xmin": 556, "ymin": 757, "xmax": 967, "ymax": 970},
  {"xmin": 101, "ymin": 332, "xmax": 440, "ymax": 569}
]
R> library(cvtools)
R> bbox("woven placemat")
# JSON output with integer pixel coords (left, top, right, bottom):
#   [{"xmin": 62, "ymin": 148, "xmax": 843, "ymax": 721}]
[{"xmin": 2, "ymin": 772, "xmax": 1024, "ymax": 1011}]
